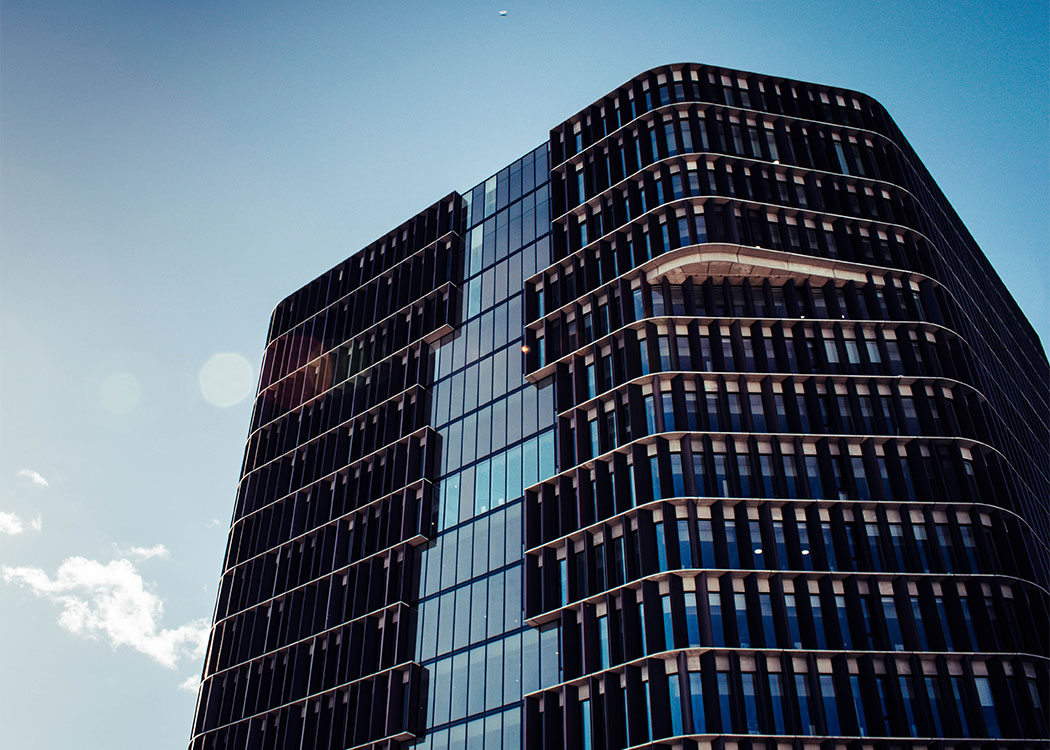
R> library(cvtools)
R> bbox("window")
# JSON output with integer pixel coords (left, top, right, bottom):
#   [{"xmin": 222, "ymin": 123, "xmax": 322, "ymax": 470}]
[
  {"xmin": 759, "ymin": 592, "xmax": 777, "ymax": 647},
  {"xmin": 668, "ymin": 673, "xmax": 684, "ymax": 736},
  {"xmin": 742, "ymin": 672, "xmax": 761, "ymax": 733},
  {"xmin": 883, "ymin": 594, "xmax": 903, "ymax": 650},
  {"xmin": 785, "ymin": 593, "xmax": 802, "ymax": 647},
  {"xmin": 725, "ymin": 516, "xmax": 740, "ymax": 565},
  {"xmin": 899, "ymin": 675, "xmax": 919, "ymax": 736},
  {"xmin": 795, "ymin": 672, "xmax": 815, "ymax": 733},
  {"xmin": 935, "ymin": 595, "xmax": 954, "ymax": 650},
  {"xmin": 709, "ymin": 592, "xmax": 725, "ymax": 646},
  {"xmin": 766, "ymin": 672, "xmax": 786, "ymax": 733},
  {"xmin": 661, "ymin": 392, "xmax": 676, "ymax": 432},
  {"xmin": 850, "ymin": 674, "xmax": 867, "ymax": 735},
  {"xmin": 688, "ymin": 670, "xmax": 706, "ymax": 733},
  {"xmin": 819, "ymin": 674, "xmax": 840, "ymax": 735},
  {"xmin": 685, "ymin": 591, "xmax": 700, "ymax": 646},
  {"xmin": 661, "ymin": 593, "xmax": 675, "ymax": 650},
  {"xmin": 670, "ymin": 452, "xmax": 685, "ymax": 496},
  {"xmin": 597, "ymin": 614, "xmax": 610, "ymax": 669},
  {"xmin": 717, "ymin": 671, "xmax": 733, "ymax": 732},
  {"xmin": 579, "ymin": 698, "xmax": 592, "ymax": 750},
  {"xmin": 925, "ymin": 676, "xmax": 945, "ymax": 735},
  {"xmin": 650, "ymin": 455, "xmax": 663, "ymax": 501},
  {"xmin": 697, "ymin": 518, "xmax": 714, "ymax": 565},
  {"xmin": 735, "ymin": 592, "xmax": 751, "ymax": 646},
  {"xmin": 750, "ymin": 393, "xmax": 766, "ymax": 431},
  {"xmin": 951, "ymin": 676, "xmax": 972, "ymax": 736}
]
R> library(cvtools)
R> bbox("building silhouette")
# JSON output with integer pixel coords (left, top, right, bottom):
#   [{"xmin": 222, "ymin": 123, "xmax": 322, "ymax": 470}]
[{"xmin": 190, "ymin": 64, "xmax": 1049, "ymax": 750}]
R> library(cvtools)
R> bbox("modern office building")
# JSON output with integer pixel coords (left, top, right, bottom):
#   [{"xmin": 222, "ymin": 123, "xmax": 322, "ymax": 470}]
[{"xmin": 190, "ymin": 64, "xmax": 1049, "ymax": 750}]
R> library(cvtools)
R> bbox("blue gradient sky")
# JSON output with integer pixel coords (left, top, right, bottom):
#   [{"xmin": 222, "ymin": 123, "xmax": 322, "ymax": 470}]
[{"xmin": 1, "ymin": 2, "xmax": 1046, "ymax": 747}]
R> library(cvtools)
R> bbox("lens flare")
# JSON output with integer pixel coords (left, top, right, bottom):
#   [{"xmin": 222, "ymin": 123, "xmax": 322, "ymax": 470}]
[{"xmin": 199, "ymin": 353, "xmax": 254, "ymax": 408}]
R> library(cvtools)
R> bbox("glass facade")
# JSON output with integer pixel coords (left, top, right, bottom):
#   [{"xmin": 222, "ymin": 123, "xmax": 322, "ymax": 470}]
[
  {"xmin": 409, "ymin": 143, "xmax": 556, "ymax": 750},
  {"xmin": 190, "ymin": 64, "xmax": 1048, "ymax": 750}
]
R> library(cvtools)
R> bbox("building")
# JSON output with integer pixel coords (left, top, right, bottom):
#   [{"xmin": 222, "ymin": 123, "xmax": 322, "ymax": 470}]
[{"xmin": 189, "ymin": 64, "xmax": 1049, "ymax": 750}]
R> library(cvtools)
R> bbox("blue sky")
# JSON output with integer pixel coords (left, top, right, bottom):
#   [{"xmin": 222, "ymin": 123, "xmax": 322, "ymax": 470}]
[{"xmin": 1, "ymin": 1, "xmax": 1046, "ymax": 747}]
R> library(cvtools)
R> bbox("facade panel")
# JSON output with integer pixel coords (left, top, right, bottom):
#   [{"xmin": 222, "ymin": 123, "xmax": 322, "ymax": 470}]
[{"xmin": 192, "ymin": 64, "xmax": 1049, "ymax": 750}]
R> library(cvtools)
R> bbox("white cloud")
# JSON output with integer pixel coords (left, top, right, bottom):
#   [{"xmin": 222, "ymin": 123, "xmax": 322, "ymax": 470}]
[
  {"xmin": 125, "ymin": 544, "xmax": 170, "ymax": 561},
  {"xmin": 1, "ymin": 556, "xmax": 209, "ymax": 669},
  {"xmin": 207, "ymin": 518, "xmax": 223, "ymax": 528},
  {"xmin": 16, "ymin": 469, "xmax": 49, "ymax": 487},
  {"xmin": 0, "ymin": 511, "xmax": 42, "ymax": 535},
  {"xmin": 179, "ymin": 674, "xmax": 200, "ymax": 694}
]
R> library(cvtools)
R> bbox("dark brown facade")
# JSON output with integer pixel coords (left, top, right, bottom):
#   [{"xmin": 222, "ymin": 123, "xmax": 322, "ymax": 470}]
[
  {"xmin": 190, "ymin": 65, "xmax": 1049, "ymax": 750},
  {"xmin": 520, "ymin": 63, "xmax": 1048, "ymax": 749}
]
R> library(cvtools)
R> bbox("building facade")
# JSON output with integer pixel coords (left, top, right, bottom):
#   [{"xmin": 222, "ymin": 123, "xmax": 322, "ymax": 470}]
[{"xmin": 190, "ymin": 64, "xmax": 1049, "ymax": 750}]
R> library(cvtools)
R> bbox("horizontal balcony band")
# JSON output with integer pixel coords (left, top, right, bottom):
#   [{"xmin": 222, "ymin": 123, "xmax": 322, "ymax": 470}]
[
  {"xmin": 261, "ymin": 280, "xmax": 459, "ymax": 393},
  {"xmin": 269, "ymin": 227, "xmax": 460, "ymax": 341},
  {"xmin": 248, "ymin": 320, "xmax": 454, "ymax": 439},
  {"xmin": 553, "ymin": 148, "xmax": 923, "ymax": 230},
  {"xmin": 216, "ymin": 532, "xmax": 427, "ymax": 629},
  {"xmin": 229, "ymin": 473, "xmax": 432, "ymax": 545},
  {"xmin": 556, "ymin": 371, "xmax": 987, "ymax": 421},
  {"xmin": 234, "ymin": 424, "xmax": 437, "ymax": 523},
  {"xmin": 203, "ymin": 601, "xmax": 411, "ymax": 682},
  {"xmin": 241, "ymin": 383, "xmax": 428, "ymax": 481},
  {"xmin": 524, "ymin": 567, "xmax": 1050, "ymax": 626},
  {"xmin": 525, "ymin": 314, "xmax": 960, "ymax": 385},
  {"xmin": 525, "ymin": 241, "xmax": 944, "ymax": 330},
  {"xmin": 192, "ymin": 660, "xmax": 421, "ymax": 740},
  {"xmin": 224, "ymin": 478, "xmax": 431, "ymax": 575},
  {"xmin": 523, "ymin": 427, "xmax": 1047, "ymax": 539},
  {"xmin": 524, "ymin": 645, "xmax": 1049, "ymax": 697},
  {"xmin": 551, "ymin": 96, "xmax": 905, "ymax": 176},
  {"xmin": 523, "ymin": 494, "xmax": 1047, "ymax": 565}
]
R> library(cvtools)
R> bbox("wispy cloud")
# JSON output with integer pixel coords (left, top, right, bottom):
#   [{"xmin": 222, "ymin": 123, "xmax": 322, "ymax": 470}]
[
  {"xmin": 125, "ymin": 544, "xmax": 170, "ymax": 561},
  {"xmin": 0, "ymin": 511, "xmax": 43, "ymax": 535},
  {"xmin": 16, "ymin": 469, "xmax": 49, "ymax": 487},
  {"xmin": 179, "ymin": 674, "xmax": 200, "ymax": 694},
  {"xmin": 1, "ymin": 557, "xmax": 209, "ymax": 669}
]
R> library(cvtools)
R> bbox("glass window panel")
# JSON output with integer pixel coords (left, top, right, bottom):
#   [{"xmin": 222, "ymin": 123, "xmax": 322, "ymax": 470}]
[
  {"xmin": 463, "ymin": 365, "xmax": 480, "ymax": 415},
  {"xmin": 505, "ymin": 502, "xmax": 523, "ymax": 566},
  {"xmin": 539, "ymin": 624, "xmax": 560, "ymax": 688},
  {"xmin": 473, "ymin": 514, "xmax": 490, "ymax": 574},
  {"xmin": 470, "ymin": 577, "xmax": 488, "ymax": 644},
  {"xmin": 539, "ymin": 430, "xmax": 556, "ymax": 479},
  {"xmin": 503, "ymin": 706, "xmax": 522, "ymax": 750},
  {"xmin": 484, "ymin": 713, "xmax": 502, "ymax": 749},
  {"xmin": 503, "ymin": 632, "xmax": 522, "ymax": 702},
  {"xmin": 461, "ymin": 413, "xmax": 478, "ymax": 465},
  {"xmin": 449, "ymin": 651, "xmax": 470, "ymax": 721},
  {"xmin": 459, "ymin": 465, "xmax": 475, "ymax": 523},
  {"xmin": 522, "ymin": 386, "xmax": 538, "ymax": 437},
  {"xmin": 475, "ymin": 459, "xmax": 491, "ymax": 515},
  {"xmin": 491, "ymin": 452, "xmax": 507, "ymax": 506},
  {"xmin": 431, "ymin": 657, "xmax": 453, "ymax": 725},
  {"xmin": 506, "ymin": 390, "xmax": 523, "ymax": 444},
  {"xmin": 523, "ymin": 436, "xmax": 539, "ymax": 488},
  {"xmin": 505, "ymin": 564, "xmax": 523, "ymax": 629},
  {"xmin": 520, "ymin": 628, "xmax": 539, "ymax": 694},
  {"xmin": 506, "ymin": 443, "xmax": 523, "ymax": 502},
  {"xmin": 440, "ymin": 530, "xmax": 459, "ymax": 590},
  {"xmin": 689, "ymin": 670, "xmax": 705, "ymax": 733},
  {"xmin": 487, "ymin": 570, "xmax": 505, "ymax": 638},
  {"xmin": 467, "ymin": 645, "xmax": 487, "ymax": 716}
]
